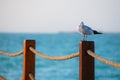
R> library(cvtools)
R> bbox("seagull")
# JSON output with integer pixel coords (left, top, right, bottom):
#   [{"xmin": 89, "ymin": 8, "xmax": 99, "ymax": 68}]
[{"xmin": 78, "ymin": 21, "xmax": 102, "ymax": 41}]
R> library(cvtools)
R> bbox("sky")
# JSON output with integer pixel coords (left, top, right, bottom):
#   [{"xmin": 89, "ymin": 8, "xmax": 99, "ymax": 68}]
[{"xmin": 0, "ymin": 0, "xmax": 120, "ymax": 33}]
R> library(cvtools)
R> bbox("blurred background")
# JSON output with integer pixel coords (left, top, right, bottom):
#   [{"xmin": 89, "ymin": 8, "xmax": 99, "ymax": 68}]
[
  {"xmin": 0, "ymin": 0, "xmax": 120, "ymax": 80},
  {"xmin": 0, "ymin": 0, "xmax": 120, "ymax": 33}
]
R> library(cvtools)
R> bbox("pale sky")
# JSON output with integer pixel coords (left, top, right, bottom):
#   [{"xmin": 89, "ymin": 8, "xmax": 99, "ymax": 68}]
[{"xmin": 0, "ymin": 0, "xmax": 120, "ymax": 33}]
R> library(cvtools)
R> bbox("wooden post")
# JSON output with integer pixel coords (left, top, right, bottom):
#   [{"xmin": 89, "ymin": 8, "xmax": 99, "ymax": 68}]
[
  {"xmin": 79, "ymin": 41, "xmax": 94, "ymax": 80},
  {"xmin": 22, "ymin": 40, "xmax": 35, "ymax": 80}
]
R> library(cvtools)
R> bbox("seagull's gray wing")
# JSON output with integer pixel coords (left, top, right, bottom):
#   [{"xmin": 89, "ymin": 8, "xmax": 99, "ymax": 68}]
[{"xmin": 83, "ymin": 25, "xmax": 93, "ymax": 31}]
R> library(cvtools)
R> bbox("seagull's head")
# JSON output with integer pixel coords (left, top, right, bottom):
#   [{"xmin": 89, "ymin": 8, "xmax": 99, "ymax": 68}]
[
  {"xmin": 79, "ymin": 21, "xmax": 84, "ymax": 27},
  {"xmin": 81, "ymin": 21, "xmax": 84, "ymax": 25}
]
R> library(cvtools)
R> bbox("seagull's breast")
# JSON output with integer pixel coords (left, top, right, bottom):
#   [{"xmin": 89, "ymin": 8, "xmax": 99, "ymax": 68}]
[{"xmin": 79, "ymin": 26, "xmax": 85, "ymax": 34}]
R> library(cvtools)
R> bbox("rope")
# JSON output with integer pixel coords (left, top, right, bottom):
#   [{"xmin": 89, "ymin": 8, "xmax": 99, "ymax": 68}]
[
  {"xmin": 29, "ymin": 47, "xmax": 79, "ymax": 60},
  {"xmin": 87, "ymin": 50, "xmax": 120, "ymax": 68},
  {"xmin": 0, "ymin": 75, "xmax": 6, "ymax": 80},
  {"xmin": 0, "ymin": 50, "xmax": 23, "ymax": 57},
  {"xmin": 29, "ymin": 73, "xmax": 35, "ymax": 80}
]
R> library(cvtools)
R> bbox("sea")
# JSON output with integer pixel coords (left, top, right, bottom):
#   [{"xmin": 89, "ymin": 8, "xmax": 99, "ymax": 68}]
[{"xmin": 0, "ymin": 32, "xmax": 120, "ymax": 80}]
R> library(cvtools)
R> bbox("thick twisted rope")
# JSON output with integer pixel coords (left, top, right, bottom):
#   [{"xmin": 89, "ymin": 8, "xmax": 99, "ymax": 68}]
[
  {"xmin": 0, "ymin": 75, "xmax": 6, "ymax": 80},
  {"xmin": 0, "ymin": 50, "xmax": 23, "ymax": 57},
  {"xmin": 29, "ymin": 47, "xmax": 79, "ymax": 60},
  {"xmin": 29, "ymin": 73, "xmax": 35, "ymax": 80},
  {"xmin": 87, "ymin": 50, "xmax": 120, "ymax": 68}
]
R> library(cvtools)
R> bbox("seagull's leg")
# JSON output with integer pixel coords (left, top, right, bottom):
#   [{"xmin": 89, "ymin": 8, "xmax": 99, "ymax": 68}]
[
  {"xmin": 84, "ymin": 35, "xmax": 86, "ymax": 41},
  {"xmin": 83, "ymin": 35, "xmax": 87, "ymax": 41},
  {"xmin": 83, "ymin": 35, "xmax": 85, "ymax": 41}
]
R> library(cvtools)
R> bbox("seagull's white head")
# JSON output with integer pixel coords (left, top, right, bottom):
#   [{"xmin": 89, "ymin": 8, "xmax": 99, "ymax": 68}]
[
  {"xmin": 79, "ymin": 21, "xmax": 84, "ymax": 27},
  {"xmin": 81, "ymin": 21, "xmax": 84, "ymax": 25}
]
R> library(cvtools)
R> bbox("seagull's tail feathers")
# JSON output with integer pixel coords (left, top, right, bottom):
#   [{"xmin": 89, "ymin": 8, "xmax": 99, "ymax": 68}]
[{"xmin": 93, "ymin": 30, "xmax": 102, "ymax": 34}]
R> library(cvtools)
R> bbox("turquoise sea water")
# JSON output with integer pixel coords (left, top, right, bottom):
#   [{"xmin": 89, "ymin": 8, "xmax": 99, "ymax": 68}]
[{"xmin": 0, "ymin": 33, "xmax": 120, "ymax": 80}]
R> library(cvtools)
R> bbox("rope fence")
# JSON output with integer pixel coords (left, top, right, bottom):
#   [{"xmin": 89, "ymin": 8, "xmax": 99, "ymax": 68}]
[
  {"xmin": 0, "ymin": 50, "xmax": 23, "ymax": 57},
  {"xmin": 0, "ymin": 40, "xmax": 120, "ymax": 80},
  {"xmin": 0, "ymin": 48, "xmax": 120, "ymax": 68},
  {"xmin": 29, "ymin": 47, "xmax": 79, "ymax": 60},
  {"xmin": 0, "ymin": 75, "xmax": 6, "ymax": 80},
  {"xmin": 87, "ymin": 50, "xmax": 120, "ymax": 68}
]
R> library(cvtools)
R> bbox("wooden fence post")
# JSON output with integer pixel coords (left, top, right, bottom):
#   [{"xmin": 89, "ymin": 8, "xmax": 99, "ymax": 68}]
[
  {"xmin": 22, "ymin": 40, "xmax": 35, "ymax": 80},
  {"xmin": 79, "ymin": 41, "xmax": 94, "ymax": 80}
]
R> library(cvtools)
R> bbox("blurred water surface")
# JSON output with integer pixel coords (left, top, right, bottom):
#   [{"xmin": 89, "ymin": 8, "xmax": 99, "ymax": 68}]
[{"xmin": 0, "ymin": 33, "xmax": 120, "ymax": 80}]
